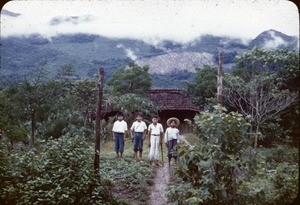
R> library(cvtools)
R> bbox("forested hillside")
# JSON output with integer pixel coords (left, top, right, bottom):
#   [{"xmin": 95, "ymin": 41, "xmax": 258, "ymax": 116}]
[{"xmin": 1, "ymin": 29, "xmax": 298, "ymax": 88}]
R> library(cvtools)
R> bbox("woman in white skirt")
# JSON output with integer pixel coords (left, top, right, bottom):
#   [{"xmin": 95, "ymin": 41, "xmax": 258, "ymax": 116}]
[{"xmin": 148, "ymin": 115, "xmax": 164, "ymax": 166}]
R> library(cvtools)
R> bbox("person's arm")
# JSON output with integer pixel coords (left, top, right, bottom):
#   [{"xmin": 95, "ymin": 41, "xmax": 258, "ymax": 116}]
[
  {"xmin": 164, "ymin": 128, "xmax": 168, "ymax": 146},
  {"xmin": 143, "ymin": 123, "xmax": 147, "ymax": 140},
  {"xmin": 148, "ymin": 125, "xmax": 151, "ymax": 147},
  {"xmin": 176, "ymin": 129, "xmax": 180, "ymax": 142},
  {"xmin": 130, "ymin": 123, "xmax": 134, "ymax": 139},
  {"xmin": 160, "ymin": 125, "xmax": 164, "ymax": 145},
  {"xmin": 124, "ymin": 122, "xmax": 128, "ymax": 142},
  {"xmin": 112, "ymin": 122, "xmax": 116, "ymax": 141}
]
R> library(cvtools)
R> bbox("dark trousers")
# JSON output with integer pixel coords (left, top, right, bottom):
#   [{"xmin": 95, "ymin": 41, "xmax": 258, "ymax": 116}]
[
  {"xmin": 167, "ymin": 139, "xmax": 178, "ymax": 159},
  {"xmin": 133, "ymin": 133, "xmax": 143, "ymax": 152},
  {"xmin": 114, "ymin": 133, "xmax": 124, "ymax": 154}
]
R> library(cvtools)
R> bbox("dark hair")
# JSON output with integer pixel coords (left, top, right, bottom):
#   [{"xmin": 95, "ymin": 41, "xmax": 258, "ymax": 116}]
[
  {"xmin": 116, "ymin": 112, "xmax": 124, "ymax": 117},
  {"xmin": 136, "ymin": 112, "xmax": 143, "ymax": 117},
  {"xmin": 152, "ymin": 115, "xmax": 159, "ymax": 119}
]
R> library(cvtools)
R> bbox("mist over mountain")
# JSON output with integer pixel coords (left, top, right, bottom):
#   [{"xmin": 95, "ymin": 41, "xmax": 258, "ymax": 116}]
[
  {"xmin": 1, "ymin": 9, "xmax": 21, "ymax": 17},
  {"xmin": 0, "ymin": 29, "xmax": 298, "ymax": 88}
]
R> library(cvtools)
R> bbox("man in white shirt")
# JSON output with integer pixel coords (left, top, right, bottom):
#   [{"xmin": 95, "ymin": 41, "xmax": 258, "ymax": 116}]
[
  {"xmin": 165, "ymin": 117, "xmax": 180, "ymax": 167},
  {"xmin": 130, "ymin": 112, "xmax": 147, "ymax": 160},
  {"xmin": 112, "ymin": 112, "xmax": 128, "ymax": 158},
  {"xmin": 148, "ymin": 115, "xmax": 164, "ymax": 166}
]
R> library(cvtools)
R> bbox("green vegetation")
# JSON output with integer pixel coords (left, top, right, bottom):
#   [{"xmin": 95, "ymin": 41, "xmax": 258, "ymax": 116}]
[
  {"xmin": 167, "ymin": 108, "xmax": 298, "ymax": 205},
  {"xmin": 0, "ymin": 135, "xmax": 120, "ymax": 205},
  {"xmin": 106, "ymin": 62, "xmax": 152, "ymax": 96},
  {"xmin": 185, "ymin": 65, "xmax": 218, "ymax": 107},
  {"xmin": 0, "ymin": 47, "xmax": 298, "ymax": 204}
]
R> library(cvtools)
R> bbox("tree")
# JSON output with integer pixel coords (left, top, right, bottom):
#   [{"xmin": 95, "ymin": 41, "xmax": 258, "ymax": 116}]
[
  {"xmin": 223, "ymin": 73, "xmax": 298, "ymax": 149},
  {"xmin": 106, "ymin": 62, "xmax": 152, "ymax": 96},
  {"xmin": 113, "ymin": 93, "xmax": 160, "ymax": 125},
  {"xmin": 185, "ymin": 65, "xmax": 218, "ymax": 107},
  {"xmin": 228, "ymin": 48, "xmax": 299, "ymax": 147}
]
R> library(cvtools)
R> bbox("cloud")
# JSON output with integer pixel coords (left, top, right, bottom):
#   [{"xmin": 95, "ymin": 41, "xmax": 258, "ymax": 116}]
[
  {"xmin": 264, "ymin": 30, "xmax": 287, "ymax": 49},
  {"xmin": 116, "ymin": 44, "xmax": 137, "ymax": 60},
  {"xmin": 49, "ymin": 15, "xmax": 96, "ymax": 26},
  {"xmin": 1, "ymin": 9, "xmax": 20, "ymax": 17},
  {"xmin": 1, "ymin": 0, "xmax": 298, "ymax": 44}
]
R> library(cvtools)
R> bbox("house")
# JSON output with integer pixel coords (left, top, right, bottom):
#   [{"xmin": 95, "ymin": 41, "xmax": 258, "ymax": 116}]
[
  {"xmin": 146, "ymin": 89, "xmax": 200, "ymax": 133},
  {"xmin": 100, "ymin": 89, "xmax": 200, "ymax": 133}
]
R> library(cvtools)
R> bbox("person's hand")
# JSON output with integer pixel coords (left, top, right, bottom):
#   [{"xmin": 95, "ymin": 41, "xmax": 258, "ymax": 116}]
[
  {"xmin": 124, "ymin": 138, "xmax": 126, "ymax": 142},
  {"xmin": 148, "ymin": 143, "xmax": 151, "ymax": 147},
  {"xmin": 131, "ymin": 135, "xmax": 134, "ymax": 140}
]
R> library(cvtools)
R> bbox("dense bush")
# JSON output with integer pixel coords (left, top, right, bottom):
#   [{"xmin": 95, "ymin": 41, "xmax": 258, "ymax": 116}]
[
  {"xmin": 166, "ymin": 108, "xmax": 298, "ymax": 205},
  {"xmin": 237, "ymin": 145, "xmax": 298, "ymax": 204},
  {"xmin": 167, "ymin": 107, "xmax": 252, "ymax": 204},
  {"xmin": 0, "ymin": 135, "xmax": 120, "ymax": 205}
]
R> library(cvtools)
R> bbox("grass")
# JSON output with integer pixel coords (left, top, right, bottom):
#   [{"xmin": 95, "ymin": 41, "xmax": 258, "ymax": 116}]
[
  {"xmin": 100, "ymin": 137, "xmax": 169, "ymax": 161},
  {"xmin": 99, "ymin": 137, "xmax": 169, "ymax": 205},
  {"xmin": 181, "ymin": 133, "xmax": 199, "ymax": 145}
]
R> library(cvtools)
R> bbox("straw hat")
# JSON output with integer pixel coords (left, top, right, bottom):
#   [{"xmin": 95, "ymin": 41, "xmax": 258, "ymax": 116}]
[{"xmin": 167, "ymin": 117, "xmax": 180, "ymax": 127}]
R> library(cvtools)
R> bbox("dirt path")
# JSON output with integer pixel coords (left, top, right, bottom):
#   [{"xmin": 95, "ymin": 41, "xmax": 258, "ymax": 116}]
[
  {"xmin": 148, "ymin": 163, "xmax": 170, "ymax": 205},
  {"xmin": 148, "ymin": 135, "xmax": 191, "ymax": 205}
]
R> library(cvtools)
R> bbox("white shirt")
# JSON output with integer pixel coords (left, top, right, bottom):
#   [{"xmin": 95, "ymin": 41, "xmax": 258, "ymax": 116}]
[
  {"xmin": 164, "ymin": 127, "xmax": 180, "ymax": 143},
  {"xmin": 112, "ymin": 120, "xmax": 128, "ymax": 133},
  {"xmin": 148, "ymin": 123, "xmax": 164, "ymax": 135},
  {"xmin": 130, "ymin": 121, "xmax": 147, "ymax": 132}
]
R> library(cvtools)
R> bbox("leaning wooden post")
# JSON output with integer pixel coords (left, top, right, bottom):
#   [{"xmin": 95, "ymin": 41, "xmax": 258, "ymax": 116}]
[
  {"xmin": 94, "ymin": 68, "xmax": 104, "ymax": 174},
  {"xmin": 217, "ymin": 49, "xmax": 223, "ymax": 113}
]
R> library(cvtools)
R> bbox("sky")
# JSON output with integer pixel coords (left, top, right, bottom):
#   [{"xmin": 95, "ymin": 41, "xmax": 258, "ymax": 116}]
[{"xmin": 1, "ymin": 0, "xmax": 299, "ymax": 44}]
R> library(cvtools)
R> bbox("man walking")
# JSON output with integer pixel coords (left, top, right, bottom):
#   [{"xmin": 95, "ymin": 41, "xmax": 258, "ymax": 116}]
[
  {"xmin": 112, "ymin": 112, "xmax": 128, "ymax": 158},
  {"xmin": 130, "ymin": 112, "xmax": 147, "ymax": 160},
  {"xmin": 148, "ymin": 115, "xmax": 164, "ymax": 166}
]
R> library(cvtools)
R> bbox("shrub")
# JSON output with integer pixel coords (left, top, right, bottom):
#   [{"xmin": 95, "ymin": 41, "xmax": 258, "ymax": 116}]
[
  {"xmin": 167, "ymin": 107, "xmax": 252, "ymax": 204},
  {"xmin": 0, "ymin": 135, "xmax": 119, "ymax": 204}
]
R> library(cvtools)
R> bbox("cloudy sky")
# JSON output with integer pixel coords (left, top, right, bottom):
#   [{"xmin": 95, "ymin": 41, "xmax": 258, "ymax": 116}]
[{"xmin": 1, "ymin": 0, "xmax": 299, "ymax": 44}]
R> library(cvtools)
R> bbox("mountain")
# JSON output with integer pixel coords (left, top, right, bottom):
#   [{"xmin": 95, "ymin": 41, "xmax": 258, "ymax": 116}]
[
  {"xmin": 1, "ymin": 9, "xmax": 21, "ymax": 17},
  {"xmin": 0, "ymin": 29, "xmax": 298, "ymax": 88},
  {"xmin": 249, "ymin": 29, "xmax": 298, "ymax": 50}
]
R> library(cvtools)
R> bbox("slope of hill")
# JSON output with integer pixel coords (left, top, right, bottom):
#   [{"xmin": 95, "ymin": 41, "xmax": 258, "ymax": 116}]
[{"xmin": 0, "ymin": 29, "xmax": 298, "ymax": 87}]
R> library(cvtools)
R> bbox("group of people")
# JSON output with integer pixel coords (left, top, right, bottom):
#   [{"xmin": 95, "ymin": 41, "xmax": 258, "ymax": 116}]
[{"xmin": 112, "ymin": 112, "xmax": 180, "ymax": 166}]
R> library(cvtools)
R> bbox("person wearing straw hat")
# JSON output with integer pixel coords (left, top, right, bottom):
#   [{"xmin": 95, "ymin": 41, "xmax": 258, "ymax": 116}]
[
  {"xmin": 164, "ymin": 117, "xmax": 180, "ymax": 167},
  {"xmin": 148, "ymin": 115, "xmax": 164, "ymax": 166},
  {"xmin": 112, "ymin": 112, "xmax": 128, "ymax": 158}
]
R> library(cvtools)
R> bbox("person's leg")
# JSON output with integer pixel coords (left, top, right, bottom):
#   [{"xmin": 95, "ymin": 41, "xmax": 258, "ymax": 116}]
[
  {"xmin": 114, "ymin": 134, "xmax": 119, "ymax": 157},
  {"xmin": 154, "ymin": 136, "xmax": 160, "ymax": 165},
  {"xmin": 133, "ymin": 134, "xmax": 138, "ymax": 159},
  {"xmin": 119, "ymin": 134, "xmax": 124, "ymax": 157},
  {"xmin": 149, "ymin": 135, "xmax": 155, "ymax": 165},
  {"xmin": 139, "ymin": 134, "xmax": 143, "ymax": 159},
  {"xmin": 173, "ymin": 139, "xmax": 178, "ymax": 164},
  {"xmin": 168, "ymin": 139, "xmax": 171, "ymax": 166}
]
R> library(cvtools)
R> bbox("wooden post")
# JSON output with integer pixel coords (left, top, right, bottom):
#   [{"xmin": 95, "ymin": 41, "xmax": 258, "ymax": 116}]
[
  {"xmin": 217, "ymin": 49, "xmax": 223, "ymax": 113},
  {"xmin": 94, "ymin": 68, "xmax": 104, "ymax": 173}
]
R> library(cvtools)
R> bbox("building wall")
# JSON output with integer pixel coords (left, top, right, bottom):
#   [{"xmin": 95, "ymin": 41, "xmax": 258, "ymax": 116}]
[{"xmin": 158, "ymin": 110, "xmax": 198, "ymax": 133}]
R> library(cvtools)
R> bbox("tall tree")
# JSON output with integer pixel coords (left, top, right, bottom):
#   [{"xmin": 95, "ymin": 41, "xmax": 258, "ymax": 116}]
[
  {"xmin": 185, "ymin": 65, "xmax": 218, "ymax": 108},
  {"xmin": 224, "ymin": 74, "xmax": 298, "ymax": 149},
  {"xmin": 228, "ymin": 48, "xmax": 299, "ymax": 146},
  {"xmin": 106, "ymin": 62, "xmax": 152, "ymax": 96}
]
